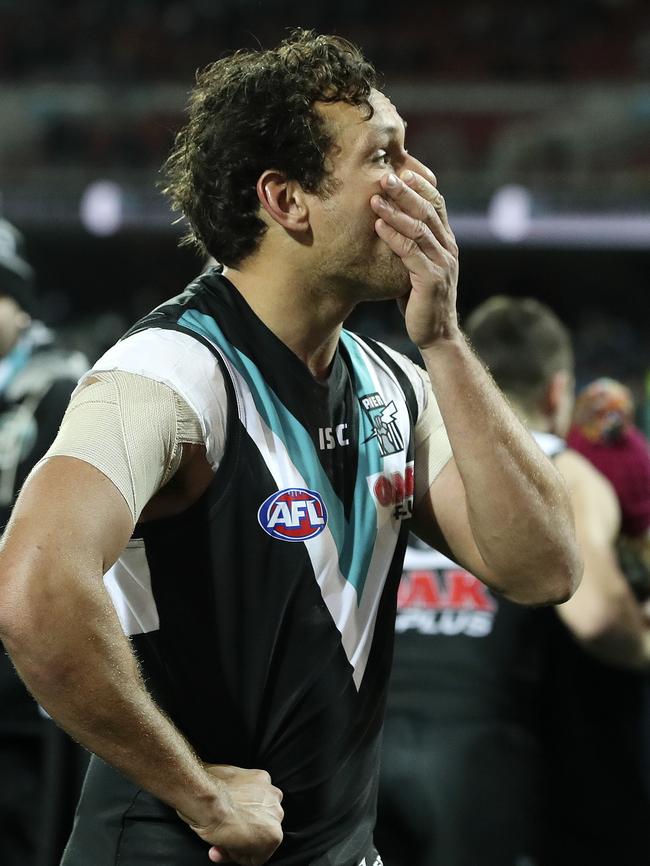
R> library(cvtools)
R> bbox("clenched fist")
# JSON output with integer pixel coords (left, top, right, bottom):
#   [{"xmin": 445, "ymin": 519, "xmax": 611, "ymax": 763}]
[{"xmin": 179, "ymin": 764, "xmax": 284, "ymax": 866}]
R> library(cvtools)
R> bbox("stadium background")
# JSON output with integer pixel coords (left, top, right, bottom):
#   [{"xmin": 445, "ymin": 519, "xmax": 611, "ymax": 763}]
[
  {"xmin": 1, "ymin": 0, "xmax": 649, "ymax": 420},
  {"xmin": 0, "ymin": 2, "xmax": 649, "ymax": 863}
]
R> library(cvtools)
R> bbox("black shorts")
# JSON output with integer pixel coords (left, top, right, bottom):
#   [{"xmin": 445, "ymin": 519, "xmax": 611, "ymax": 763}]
[
  {"xmin": 375, "ymin": 714, "xmax": 542, "ymax": 866},
  {"xmin": 62, "ymin": 756, "xmax": 383, "ymax": 866},
  {"xmin": 0, "ymin": 736, "xmax": 42, "ymax": 866}
]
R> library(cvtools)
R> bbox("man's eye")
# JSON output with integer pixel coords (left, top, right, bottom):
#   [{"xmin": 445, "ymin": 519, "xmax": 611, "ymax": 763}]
[{"xmin": 374, "ymin": 151, "xmax": 391, "ymax": 165}]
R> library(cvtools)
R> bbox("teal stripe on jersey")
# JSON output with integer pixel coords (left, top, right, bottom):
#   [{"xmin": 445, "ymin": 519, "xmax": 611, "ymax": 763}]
[
  {"xmin": 178, "ymin": 310, "xmax": 380, "ymax": 600},
  {"xmin": 338, "ymin": 331, "xmax": 384, "ymax": 599}
]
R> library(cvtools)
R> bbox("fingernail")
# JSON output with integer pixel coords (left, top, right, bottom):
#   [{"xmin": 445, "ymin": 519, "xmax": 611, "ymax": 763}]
[
  {"xmin": 402, "ymin": 170, "xmax": 413, "ymax": 182},
  {"xmin": 386, "ymin": 174, "xmax": 399, "ymax": 188}
]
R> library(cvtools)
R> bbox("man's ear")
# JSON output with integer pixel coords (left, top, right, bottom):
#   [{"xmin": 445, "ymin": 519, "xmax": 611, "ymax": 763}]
[
  {"xmin": 256, "ymin": 170, "xmax": 310, "ymax": 233},
  {"xmin": 545, "ymin": 370, "xmax": 571, "ymax": 414},
  {"xmin": 544, "ymin": 371, "xmax": 560, "ymax": 414}
]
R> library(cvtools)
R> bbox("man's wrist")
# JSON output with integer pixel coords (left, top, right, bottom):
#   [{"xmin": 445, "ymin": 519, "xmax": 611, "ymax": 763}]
[
  {"xmin": 418, "ymin": 330, "xmax": 469, "ymax": 371},
  {"xmin": 177, "ymin": 770, "xmax": 230, "ymax": 829}
]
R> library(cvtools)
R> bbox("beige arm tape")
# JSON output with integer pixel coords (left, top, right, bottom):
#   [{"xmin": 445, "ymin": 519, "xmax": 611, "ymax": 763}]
[
  {"xmin": 42, "ymin": 370, "xmax": 203, "ymax": 522},
  {"xmin": 412, "ymin": 365, "xmax": 453, "ymax": 502}
]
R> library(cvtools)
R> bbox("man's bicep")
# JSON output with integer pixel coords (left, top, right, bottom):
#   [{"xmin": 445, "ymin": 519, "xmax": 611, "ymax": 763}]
[
  {"xmin": 3, "ymin": 456, "xmax": 134, "ymax": 576},
  {"xmin": 412, "ymin": 457, "xmax": 495, "ymax": 586}
]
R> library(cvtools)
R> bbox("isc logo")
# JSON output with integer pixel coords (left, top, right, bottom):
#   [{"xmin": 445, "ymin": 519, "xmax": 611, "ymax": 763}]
[{"xmin": 258, "ymin": 488, "xmax": 328, "ymax": 542}]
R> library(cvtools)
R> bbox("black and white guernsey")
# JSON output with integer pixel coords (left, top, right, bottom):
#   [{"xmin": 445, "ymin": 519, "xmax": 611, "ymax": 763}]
[{"xmin": 93, "ymin": 269, "xmax": 422, "ymax": 864}]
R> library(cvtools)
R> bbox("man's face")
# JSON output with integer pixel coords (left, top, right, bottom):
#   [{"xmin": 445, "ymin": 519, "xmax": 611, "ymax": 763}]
[{"xmin": 307, "ymin": 89, "xmax": 420, "ymax": 302}]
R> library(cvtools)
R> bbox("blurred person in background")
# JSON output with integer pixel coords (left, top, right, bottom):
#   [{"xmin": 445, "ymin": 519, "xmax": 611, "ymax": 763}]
[
  {"xmin": 542, "ymin": 376, "xmax": 650, "ymax": 866},
  {"xmin": 0, "ymin": 218, "xmax": 88, "ymax": 866},
  {"xmin": 0, "ymin": 31, "xmax": 580, "ymax": 866},
  {"xmin": 376, "ymin": 296, "xmax": 650, "ymax": 866},
  {"xmin": 568, "ymin": 377, "xmax": 650, "ymax": 594}
]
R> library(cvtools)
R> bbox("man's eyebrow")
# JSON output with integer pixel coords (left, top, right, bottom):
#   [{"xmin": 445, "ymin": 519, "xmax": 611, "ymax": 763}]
[{"xmin": 369, "ymin": 121, "xmax": 408, "ymax": 137}]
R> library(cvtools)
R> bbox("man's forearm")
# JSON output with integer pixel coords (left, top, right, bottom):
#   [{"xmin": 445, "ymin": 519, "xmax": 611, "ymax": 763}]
[
  {"xmin": 0, "ymin": 568, "xmax": 223, "ymax": 827},
  {"xmin": 420, "ymin": 335, "xmax": 580, "ymax": 600}
]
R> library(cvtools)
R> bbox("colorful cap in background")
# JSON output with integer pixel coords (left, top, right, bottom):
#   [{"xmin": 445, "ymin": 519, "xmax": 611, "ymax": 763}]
[{"xmin": 568, "ymin": 378, "xmax": 650, "ymax": 538}]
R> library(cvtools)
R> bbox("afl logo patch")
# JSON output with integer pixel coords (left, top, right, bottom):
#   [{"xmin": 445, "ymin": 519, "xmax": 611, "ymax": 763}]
[{"xmin": 258, "ymin": 488, "xmax": 328, "ymax": 542}]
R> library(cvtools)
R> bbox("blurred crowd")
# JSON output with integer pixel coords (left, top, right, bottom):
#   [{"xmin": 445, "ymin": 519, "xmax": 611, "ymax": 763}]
[
  {"xmin": 2, "ymin": 0, "xmax": 648, "ymax": 224},
  {"xmin": 0, "ymin": 8, "xmax": 649, "ymax": 864},
  {"xmin": 1, "ymin": 0, "xmax": 649, "ymax": 83}
]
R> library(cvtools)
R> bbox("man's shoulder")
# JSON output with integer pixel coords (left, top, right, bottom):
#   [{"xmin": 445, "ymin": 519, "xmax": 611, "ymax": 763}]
[
  {"xmin": 125, "ymin": 268, "xmax": 226, "ymax": 337},
  {"xmin": 556, "ymin": 447, "xmax": 609, "ymax": 486},
  {"xmin": 93, "ymin": 325, "xmax": 216, "ymax": 370},
  {"xmin": 556, "ymin": 447, "xmax": 621, "ymax": 526}
]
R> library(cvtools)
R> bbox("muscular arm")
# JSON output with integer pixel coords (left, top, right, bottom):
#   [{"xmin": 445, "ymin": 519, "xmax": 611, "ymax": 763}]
[
  {"xmin": 554, "ymin": 449, "xmax": 650, "ymax": 669},
  {"xmin": 0, "ymin": 456, "xmax": 224, "ymax": 825},
  {"xmin": 412, "ymin": 342, "xmax": 580, "ymax": 605},
  {"xmin": 0, "ymin": 373, "xmax": 283, "ymax": 864},
  {"xmin": 371, "ymin": 162, "xmax": 581, "ymax": 605}
]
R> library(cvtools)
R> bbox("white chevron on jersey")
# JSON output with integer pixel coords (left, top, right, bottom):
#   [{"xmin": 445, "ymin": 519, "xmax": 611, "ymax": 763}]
[
  {"xmin": 220, "ymin": 353, "xmax": 406, "ymax": 690},
  {"xmin": 90, "ymin": 326, "xmax": 415, "ymax": 686}
]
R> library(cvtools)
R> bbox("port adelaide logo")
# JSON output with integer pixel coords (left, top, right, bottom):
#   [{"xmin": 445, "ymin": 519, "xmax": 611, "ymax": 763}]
[
  {"xmin": 360, "ymin": 393, "xmax": 404, "ymax": 457},
  {"xmin": 258, "ymin": 488, "xmax": 328, "ymax": 542}
]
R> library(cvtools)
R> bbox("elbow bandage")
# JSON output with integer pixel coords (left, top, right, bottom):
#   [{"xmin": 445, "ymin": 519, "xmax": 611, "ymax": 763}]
[{"xmin": 43, "ymin": 371, "xmax": 203, "ymax": 521}]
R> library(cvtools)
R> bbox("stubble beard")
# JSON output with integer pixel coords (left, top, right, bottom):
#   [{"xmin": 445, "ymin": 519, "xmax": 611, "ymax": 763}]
[
  {"xmin": 356, "ymin": 243, "xmax": 411, "ymax": 302},
  {"xmin": 329, "ymin": 239, "xmax": 411, "ymax": 305}
]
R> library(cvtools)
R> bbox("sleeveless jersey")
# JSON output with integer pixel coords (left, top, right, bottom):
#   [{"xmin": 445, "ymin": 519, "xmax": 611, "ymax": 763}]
[
  {"xmin": 97, "ymin": 269, "xmax": 421, "ymax": 865},
  {"xmin": 387, "ymin": 432, "xmax": 564, "ymax": 725}
]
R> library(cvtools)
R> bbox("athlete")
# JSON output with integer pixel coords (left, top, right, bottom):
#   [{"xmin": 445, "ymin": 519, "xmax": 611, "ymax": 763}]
[
  {"xmin": 376, "ymin": 296, "xmax": 650, "ymax": 866},
  {"xmin": 0, "ymin": 218, "xmax": 88, "ymax": 866},
  {"xmin": 0, "ymin": 33, "xmax": 580, "ymax": 866}
]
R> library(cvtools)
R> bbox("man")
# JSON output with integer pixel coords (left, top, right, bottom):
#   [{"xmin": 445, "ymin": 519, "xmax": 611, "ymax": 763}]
[
  {"xmin": 547, "ymin": 375, "xmax": 650, "ymax": 865},
  {"xmin": 377, "ymin": 296, "xmax": 650, "ymax": 866},
  {"xmin": 0, "ymin": 33, "xmax": 579, "ymax": 866},
  {"xmin": 0, "ymin": 218, "xmax": 88, "ymax": 866},
  {"xmin": 568, "ymin": 377, "xmax": 650, "ymax": 547},
  {"xmin": 568, "ymin": 377, "xmax": 650, "ymax": 614}
]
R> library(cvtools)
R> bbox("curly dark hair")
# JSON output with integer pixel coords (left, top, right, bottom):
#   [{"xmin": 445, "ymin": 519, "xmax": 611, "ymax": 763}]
[{"xmin": 162, "ymin": 29, "xmax": 377, "ymax": 267}]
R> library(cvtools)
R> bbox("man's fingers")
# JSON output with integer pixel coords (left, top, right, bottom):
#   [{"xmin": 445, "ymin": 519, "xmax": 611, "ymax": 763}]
[
  {"xmin": 375, "ymin": 217, "xmax": 448, "ymax": 285},
  {"xmin": 209, "ymin": 847, "xmax": 228, "ymax": 863},
  {"xmin": 375, "ymin": 217, "xmax": 422, "ymax": 264},
  {"xmin": 371, "ymin": 195, "xmax": 442, "ymax": 260},
  {"xmin": 379, "ymin": 173, "xmax": 455, "ymax": 253},
  {"xmin": 406, "ymin": 155, "xmax": 437, "ymax": 188},
  {"xmin": 403, "ymin": 169, "xmax": 455, "ymax": 242}
]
